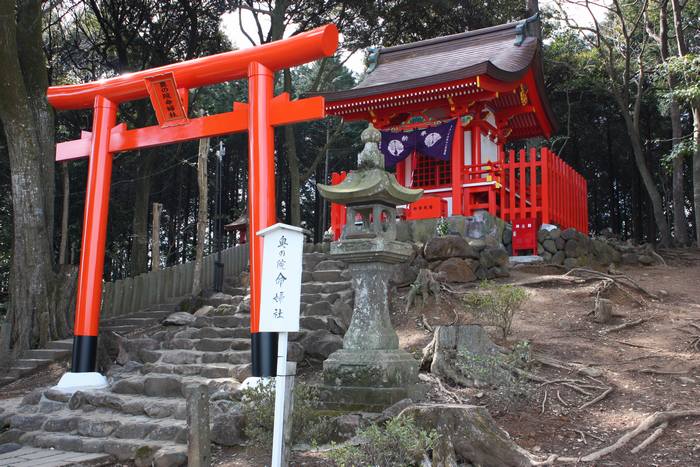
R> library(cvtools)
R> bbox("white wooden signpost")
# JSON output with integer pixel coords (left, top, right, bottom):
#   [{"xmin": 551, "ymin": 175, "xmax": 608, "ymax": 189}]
[{"xmin": 257, "ymin": 223, "xmax": 304, "ymax": 467}]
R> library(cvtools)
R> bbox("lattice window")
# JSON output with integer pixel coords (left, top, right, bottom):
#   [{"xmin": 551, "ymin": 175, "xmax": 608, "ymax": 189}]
[{"xmin": 411, "ymin": 154, "xmax": 451, "ymax": 188}]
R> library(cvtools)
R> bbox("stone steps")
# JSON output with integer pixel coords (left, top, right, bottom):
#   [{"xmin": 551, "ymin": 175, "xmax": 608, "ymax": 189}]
[
  {"xmin": 63, "ymin": 391, "xmax": 187, "ymax": 420},
  {"xmin": 22, "ymin": 348, "xmax": 71, "ymax": 360},
  {"xmin": 18, "ymin": 431, "xmax": 184, "ymax": 463},
  {"xmin": 191, "ymin": 314, "xmax": 250, "ymax": 329},
  {"xmin": 102, "ymin": 317, "xmax": 162, "ymax": 327},
  {"xmin": 13, "ymin": 409, "xmax": 188, "ymax": 442},
  {"xmin": 141, "ymin": 362, "xmax": 252, "ymax": 380},
  {"xmin": 0, "ymin": 249, "xmax": 355, "ymax": 465},
  {"xmin": 163, "ymin": 337, "xmax": 251, "ymax": 352},
  {"xmin": 153, "ymin": 349, "xmax": 251, "ymax": 366},
  {"xmin": 310, "ymin": 269, "xmax": 348, "ymax": 283},
  {"xmin": 46, "ymin": 339, "xmax": 73, "ymax": 351},
  {"xmin": 110, "ymin": 374, "xmax": 238, "ymax": 399},
  {"xmin": 101, "ymin": 324, "xmax": 140, "ymax": 333}
]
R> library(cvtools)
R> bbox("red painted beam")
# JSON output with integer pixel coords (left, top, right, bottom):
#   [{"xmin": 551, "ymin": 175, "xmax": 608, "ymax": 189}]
[
  {"xmin": 48, "ymin": 25, "xmax": 338, "ymax": 110},
  {"xmin": 56, "ymin": 95, "xmax": 326, "ymax": 160}
]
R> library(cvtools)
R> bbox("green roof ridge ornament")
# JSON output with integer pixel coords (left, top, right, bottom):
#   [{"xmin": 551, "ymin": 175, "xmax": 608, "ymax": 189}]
[
  {"xmin": 515, "ymin": 12, "xmax": 540, "ymax": 46},
  {"xmin": 366, "ymin": 46, "xmax": 381, "ymax": 73}
]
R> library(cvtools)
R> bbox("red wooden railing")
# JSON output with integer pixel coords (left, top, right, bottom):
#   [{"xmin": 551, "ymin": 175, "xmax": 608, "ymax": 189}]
[
  {"xmin": 327, "ymin": 147, "xmax": 588, "ymax": 239},
  {"xmin": 499, "ymin": 147, "xmax": 588, "ymax": 234}
]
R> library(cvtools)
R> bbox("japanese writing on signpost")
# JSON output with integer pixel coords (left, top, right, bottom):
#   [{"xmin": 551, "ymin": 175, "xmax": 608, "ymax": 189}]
[{"xmin": 258, "ymin": 224, "xmax": 303, "ymax": 332}]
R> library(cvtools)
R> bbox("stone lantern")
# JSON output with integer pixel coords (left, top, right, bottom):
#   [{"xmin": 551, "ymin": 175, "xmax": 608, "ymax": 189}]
[{"xmin": 316, "ymin": 124, "xmax": 424, "ymax": 411}]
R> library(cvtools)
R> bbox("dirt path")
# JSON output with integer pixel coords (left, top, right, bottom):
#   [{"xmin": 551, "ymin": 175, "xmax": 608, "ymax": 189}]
[{"xmin": 392, "ymin": 254, "xmax": 700, "ymax": 466}]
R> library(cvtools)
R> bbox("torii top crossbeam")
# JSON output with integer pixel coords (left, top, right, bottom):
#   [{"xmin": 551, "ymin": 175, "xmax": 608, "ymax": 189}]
[
  {"xmin": 50, "ymin": 24, "xmax": 338, "ymax": 384},
  {"xmin": 48, "ymin": 26, "xmax": 338, "ymax": 110}
]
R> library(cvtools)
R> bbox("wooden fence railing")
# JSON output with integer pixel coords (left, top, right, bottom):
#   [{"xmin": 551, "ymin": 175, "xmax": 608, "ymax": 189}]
[
  {"xmin": 100, "ymin": 243, "xmax": 249, "ymax": 319},
  {"xmin": 499, "ymin": 147, "xmax": 588, "ymax": 234}
]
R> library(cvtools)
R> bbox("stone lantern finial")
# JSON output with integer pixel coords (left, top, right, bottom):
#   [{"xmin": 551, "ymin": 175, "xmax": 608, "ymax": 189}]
[{"xmin": 357, "ymin": 123, "xmax": 384, "ymax": 169}]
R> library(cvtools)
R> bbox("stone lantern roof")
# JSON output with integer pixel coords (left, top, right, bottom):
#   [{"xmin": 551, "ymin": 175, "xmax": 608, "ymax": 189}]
[{"xmin": 317, "ymin": 124, "xmax": 423, "ymax": 206}]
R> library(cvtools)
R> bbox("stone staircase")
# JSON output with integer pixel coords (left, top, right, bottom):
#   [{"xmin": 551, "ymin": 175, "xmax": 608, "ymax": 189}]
[
  {"xmin": 0, "ymin": 252, "xmax": 353, "ymax": 465},
  {"xmin": 0, "ymin": 303, "xmax": 185, "ymax": 388}
]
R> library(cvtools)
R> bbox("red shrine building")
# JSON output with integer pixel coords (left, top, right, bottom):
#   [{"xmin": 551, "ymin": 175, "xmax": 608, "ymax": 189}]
[{"xmin": 320, "ymin": 17, "xmax": 588, "ymax": 240}]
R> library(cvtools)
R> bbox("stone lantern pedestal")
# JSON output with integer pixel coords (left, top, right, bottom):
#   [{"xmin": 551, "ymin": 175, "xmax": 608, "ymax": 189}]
[{"xmin": 316, "ymin": 124, "xmax": 425, "ymax": 411}]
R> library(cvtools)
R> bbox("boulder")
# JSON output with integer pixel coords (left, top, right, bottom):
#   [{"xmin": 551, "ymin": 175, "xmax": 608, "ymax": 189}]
[
  {"xmin": 537, "ymin": 229, "xmax": 549, "ymax": 243},
  {"xmin": 205, "ymin": 292, "xmax": 235, "ymax": 307},
  {"xmin": 561, "ymin": 227, "xmax": 578, "ymax": 240},
  {"xmin": 329, "ymin": 300, "xmax": 354, "ymax": 329},
  {"xmin": 211, "ymin": 410, "xmax": 245, "ymax": 446},
  {"xmin": 621, "ymin": 253, "xmax": 639, "ymax": 265},
  {"xmin": 542, "ymin": 239, "xmax": 557, "ymax": 254},
  {"xmin": 391, "ymin": 262, "xmax": 418, "ymax": 286},
  {"xmin": 162, "ymin": 312, "xmax": 195, "ymax": 326},
  {"xmin": 300, "ymin": 330, "xmax": 343, "ymax": 359},
  {"xmin": 502, "ymin": 227, "xmax": 513, "ymax": 245},
  {"xmin": 555, "ymin": 237, "xmax": 565, "ymax": 250},
  {"xmin": 435, "ymin": 258, "xmax": 477, "ymax": 283},
  {"xmin": 564, "ymin": 239, "xmax": 579, "ymax": 258},
  {"xmin": 638, "ymin": 254, "xmax": 655, "ymax": 265},
  {"xmin": 492, "ymin": 266, "xmax": 510, "ymax": 278},
  {"xmin": 551, "ymin": 251, "xmax": 566, "ymax": 265},
  {"xmin": 468, "ymin": 239, "xmax": 487, "ymax": 252},
  {"xmin": 479, "ymin": 247, "xmax": 508, "ymax": 269},
  {"xmin": 549, "ymin": 228, "xmax": 562, "ymax": 240},
  {"xmin": 424, "ymin": 235, "xmax": 477, "ymax": 260},
  {"xmin": 153, "ymin": 446, "xmax": 187, "ymax": 467},
  {"xmin": 193, "ymin": 305, "xmax": 214, "ymax": 317},
  {"xmin": 563, "ymin": 257, "xmax": 579, "ymax": 269}
]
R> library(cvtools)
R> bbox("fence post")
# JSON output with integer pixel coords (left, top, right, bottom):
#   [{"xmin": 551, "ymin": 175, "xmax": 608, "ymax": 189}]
[
  {"xmin": 187, "ymin": 384, "xmax": 211, "ymax": 467},
  {"xmin": 111, "ymin": 280, "xmax": 123, "ymax": 318}
]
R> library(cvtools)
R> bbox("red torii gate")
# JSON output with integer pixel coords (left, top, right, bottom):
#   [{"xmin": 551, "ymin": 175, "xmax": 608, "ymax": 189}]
[{"xmin": 49, "ymin": 25, "xmax": 338, "ymax": 383}]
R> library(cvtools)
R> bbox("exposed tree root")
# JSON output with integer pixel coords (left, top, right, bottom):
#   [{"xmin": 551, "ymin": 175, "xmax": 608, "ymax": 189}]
[
  {"xmin": 513, "ymin": 275, "xmax": 594, "ymax": 287},
  {"xmin": 532, "ymin": 409, "xmax": 700, "ymax": 464},
  {"xmin": 600, "ymin": 318, "xmax": 648, "ymax": 334},
  {"xmin": 419, "ymin": 373, "xmax": 465, "ymax": 404},
  {"xmin": 405, "ymin": 268, "xmax": 441, "ymax": 313},
  {"xmin": 420, "ymin": 314, "xmax": 434, "ymax": 333},
  {"xmin": 564, "ymin": 268, "xmax": 658, "ymax": 300},
  {"xmin": 578, "ymin": 386, "xmax": 613, "ymax": 410},
  {"xmin": 630, "ymin": 422, "xmax": 668, "ymax": 453}
]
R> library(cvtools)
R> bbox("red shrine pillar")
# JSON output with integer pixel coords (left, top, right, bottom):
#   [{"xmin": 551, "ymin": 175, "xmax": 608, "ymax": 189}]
[
  {"xmin": 451, "ymin": 117, "xmax": 464, "ymax": 216},
  {"xmin": 247, "ymin": 62, "xmax": 278, "ymax": 376},
  {"xmin": 72, "ymin": 96, "xmax": 117, "ymax": 373}
]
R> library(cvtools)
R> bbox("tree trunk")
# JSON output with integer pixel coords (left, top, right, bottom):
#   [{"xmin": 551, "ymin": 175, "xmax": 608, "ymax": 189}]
[
  {"xmin": 283, "ymin": 69, "xmax": 302, "ymax": 226},
  {"xmin": 192, "ymin": 138, "xmax": 210, "ymax": 296},
  {"xmin": 670, "ymin": 99, "xmax": 688, "ymax": 244},
  {"xmin": 655, "ymin": 1, "xmax": 688, "ymax": 245},
  {"xmin": 621, "ymin": 112, "xmax": 671, "ymax": 246},
  {"xmin": 152, "ymin": 202, "xmax": 162, "ymax": 270},
  {"xmin": 129, "ymin": 152, "xmax": 154, "ymax": 275},
  {"xmin": 693, "ymin": 107, "xmax": 700, "ymax": 245},
  {"xmin": 59, "ymin": 164, "xmax": 70, "ymax": 265},
  {"xmin": 0, "ymin": 0, "xmax": 72, "ymax": 356},
  {"xmin": 669, "ymin": 0, "xmax": 698, "ymax": 245}
]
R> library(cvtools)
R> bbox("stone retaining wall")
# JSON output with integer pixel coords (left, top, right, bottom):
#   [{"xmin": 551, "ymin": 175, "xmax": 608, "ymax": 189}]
[{"xmin": 537, "ymin": 227, "xmax": 660, "ymax": 267}]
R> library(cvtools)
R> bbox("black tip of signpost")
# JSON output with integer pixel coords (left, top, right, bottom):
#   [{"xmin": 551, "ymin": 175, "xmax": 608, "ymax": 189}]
[
  {"xmin": 71, "ymin": 335, "xmax": 98, "ymax": 373},
  {"xmin": 251, "ymin": 332, "xmax": 278, "ymax": 377}
]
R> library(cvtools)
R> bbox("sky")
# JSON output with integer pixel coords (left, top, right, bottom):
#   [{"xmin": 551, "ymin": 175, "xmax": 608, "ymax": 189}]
[{"xmin": 220, "ymin": 1, "xmax": 608, "ymax": 75}]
